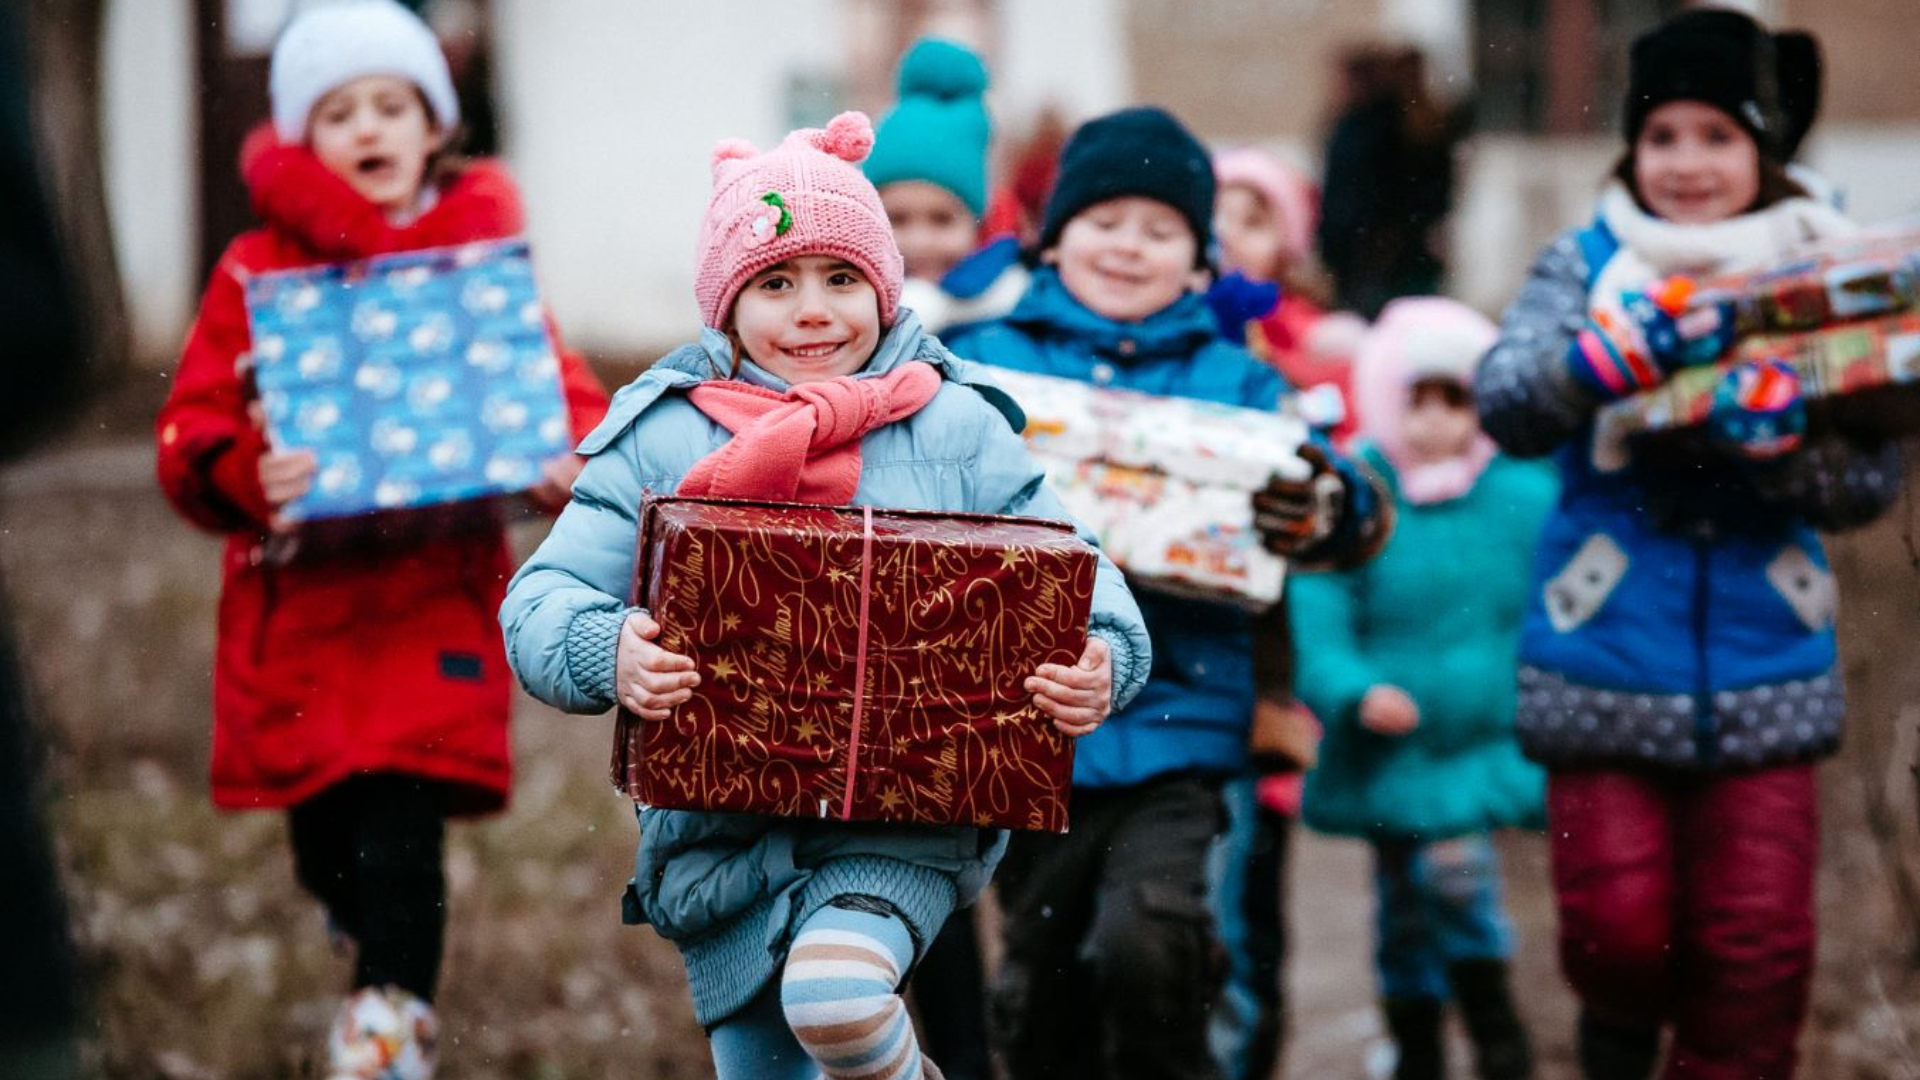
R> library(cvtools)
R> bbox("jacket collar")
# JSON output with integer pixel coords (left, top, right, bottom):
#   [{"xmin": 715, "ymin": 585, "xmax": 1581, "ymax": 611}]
[{"xmin": 1003, "ymin": 267, "xmax": 1220, "ymax": 361}]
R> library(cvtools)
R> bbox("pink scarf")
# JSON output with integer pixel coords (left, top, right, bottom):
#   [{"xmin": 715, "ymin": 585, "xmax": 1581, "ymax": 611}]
[
  {"xmin": 679, "ymin": 361, "xmax": 943, "ymax": 504},
  {"xmin": 1395, "ymin": 436, "xmax": 1497, "ymax": 506}
]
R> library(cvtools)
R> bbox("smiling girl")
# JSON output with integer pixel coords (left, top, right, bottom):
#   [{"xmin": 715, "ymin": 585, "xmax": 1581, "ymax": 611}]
[
  {"xmin": 154, "ymin": 3, "xmax": 607, "ymax": 1075},
  {"xmin": 1475, "ymin": 10, "xmax": 1901, "ymax": 1078},
  {"xmin": 499, "ymin": 112, "xmax": 1149, "ymax": 1080}
]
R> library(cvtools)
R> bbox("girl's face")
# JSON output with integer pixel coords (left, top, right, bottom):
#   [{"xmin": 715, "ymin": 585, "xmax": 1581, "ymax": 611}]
[
  {"xmin": 880, "ymin": 181, "xmax": 978, "ymax": 282},
  {"xmin": 730, "ymin": 256, "xmax": 882, "ymax": 384},
  {"xmin": 1401, "ymin": 379, "xmax": 1480, "ymax": 463},
  {"xmin": 1633, "ymin": 100, "xmax": 1761, "ymax": 225},
  {"xmin": 1048, "ymin": 196, "xmax": 1204, "ymax": 323},
  {"xmin": 1214, "ymin": 183, "xmax": 1290, "ymax": 282},
  {"xmin": 307, "ymin": 75, "xmax": 442, "ymax": 216}
]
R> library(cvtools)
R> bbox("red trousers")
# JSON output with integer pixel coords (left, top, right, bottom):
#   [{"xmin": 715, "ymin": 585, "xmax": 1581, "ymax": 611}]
[{"xmin": 1548, "ymin": 765, "xmax": 1817, "ymax": 1080}]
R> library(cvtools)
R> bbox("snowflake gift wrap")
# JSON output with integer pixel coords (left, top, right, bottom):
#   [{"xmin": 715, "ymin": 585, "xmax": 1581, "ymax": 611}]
[{"xmin": 245, "ymin": 239, "xmax": 571, "ymax": 522}]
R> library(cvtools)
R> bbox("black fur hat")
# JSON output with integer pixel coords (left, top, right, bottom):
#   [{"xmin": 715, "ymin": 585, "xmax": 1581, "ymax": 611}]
[{"xmin": 1624, "ymin": 8, "xmax": 1822, "ymax": 161}]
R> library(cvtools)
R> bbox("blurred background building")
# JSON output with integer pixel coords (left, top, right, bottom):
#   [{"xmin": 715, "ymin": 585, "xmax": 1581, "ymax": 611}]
[{"xmin": 97, "ymin": 0, "xmax": 1920, "ymax": 364}]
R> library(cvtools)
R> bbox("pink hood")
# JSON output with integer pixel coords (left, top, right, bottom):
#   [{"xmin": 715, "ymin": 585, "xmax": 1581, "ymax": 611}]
[{"xmin": 1352, "ymin": 297, "xmax": 1500, "ymax": 504}]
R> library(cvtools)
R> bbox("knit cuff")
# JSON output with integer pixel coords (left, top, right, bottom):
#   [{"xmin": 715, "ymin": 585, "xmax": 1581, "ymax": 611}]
[
  {"xmin": 1566, "ymin": 321, "xmax": 1660, "ymax": 401},
  {"xmin": 565, "ymin": 606, "xmax": 636, "ymax": 710}
]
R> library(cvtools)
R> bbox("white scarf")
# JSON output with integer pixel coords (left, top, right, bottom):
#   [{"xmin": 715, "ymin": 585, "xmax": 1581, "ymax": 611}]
[{"xmin": 1588, "ymin": 182, "xmax": 1855, "ymax": 306}]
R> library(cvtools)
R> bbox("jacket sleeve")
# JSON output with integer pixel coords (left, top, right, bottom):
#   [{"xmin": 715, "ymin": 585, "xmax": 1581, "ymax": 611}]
[
  {"xmin": 154, "ymin": 255, "xmax": 275, "ymax": 534},
  {"xmin": 1285, "ymin": 566, "xmax": 1387, "ymax": 728},
  {"xmin": 500, "ymin": 419, "xmax": 650, "ymax": 715},
  {"xmin": 968, "ymin": 401, "xmax": 1152, "ymax": 712},
  {"xmin": 1475, "ymin": 232, "xmax": 1606, "ymax": 458}
]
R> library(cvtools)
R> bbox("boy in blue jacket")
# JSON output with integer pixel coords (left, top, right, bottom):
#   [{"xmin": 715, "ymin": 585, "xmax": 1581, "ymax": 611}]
[{"xmin": 946, "ymin": 105, "xmax": 1390, "ymax": 1080}]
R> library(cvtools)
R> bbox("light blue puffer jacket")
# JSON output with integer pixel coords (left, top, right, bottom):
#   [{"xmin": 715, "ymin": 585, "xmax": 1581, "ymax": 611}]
[{"xmin": 500, "ymin": 312, "xmax": 1150, "ymax": 1025}]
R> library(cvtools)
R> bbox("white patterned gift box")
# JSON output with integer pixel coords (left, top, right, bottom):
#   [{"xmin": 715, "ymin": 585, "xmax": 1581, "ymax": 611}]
[
  {"xmin": 245, "ymin": 239, "xmax": 570, "ymax": 522},
  {"xmin": 981, "ymin": 366, "xmax": 1312, "ymax": 606}
]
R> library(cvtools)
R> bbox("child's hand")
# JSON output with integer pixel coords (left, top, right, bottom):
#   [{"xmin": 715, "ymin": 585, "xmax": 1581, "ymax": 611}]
[
  {"xmin": 258, "ymin": 449, "xmax": 318, "ymax": 529},
  {"xmin": 1026, "ymin": 636, "xmax": 1112, "ymax": 738},
  {"xmin": 617, "ymin": 611, "xmax": 699, "ymax": 720},
  {"xmin": 1359, "ymin": 685, "xmax": 1419, "ymax": 736},
  {"xmin": 528, "ymin": 453, "xmax": 585, "ymax": 510},
  {"xmin": 1252, "ymin": 444, "xmax": 1344, "ymax": 556}
]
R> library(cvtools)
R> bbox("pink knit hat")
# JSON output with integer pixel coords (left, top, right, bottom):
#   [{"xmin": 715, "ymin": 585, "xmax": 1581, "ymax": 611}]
[
  {"xmin": 1212, "ymin": 148, "xmax": 1318, "ymax": 269},
  {"xmin": 695, "ymin": 112, "xmax": 905, "ymax": 330}
]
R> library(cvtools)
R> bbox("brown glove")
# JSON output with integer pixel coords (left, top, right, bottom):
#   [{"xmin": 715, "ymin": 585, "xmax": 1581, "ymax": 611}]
[{"xmin": 1251, "ymin": 443, "xmax": 1345, "ymax": 557}]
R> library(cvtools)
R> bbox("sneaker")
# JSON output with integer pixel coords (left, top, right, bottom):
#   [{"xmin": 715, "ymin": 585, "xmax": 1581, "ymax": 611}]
[{"xmin": 326, "ymin": 985, "xmax": 437, "ymax": 1080}]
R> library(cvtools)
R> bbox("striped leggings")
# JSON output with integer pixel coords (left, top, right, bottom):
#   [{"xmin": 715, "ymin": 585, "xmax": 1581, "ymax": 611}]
[{"xmin": 708, "ymin": 902, "xmax": 933, "ymax": 1080}]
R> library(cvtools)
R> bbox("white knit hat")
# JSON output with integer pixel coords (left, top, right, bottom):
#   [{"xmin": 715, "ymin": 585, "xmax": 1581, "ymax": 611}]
[{"xmin": 269, "ymin": 0, "xmax": 460, "ymax": 142}]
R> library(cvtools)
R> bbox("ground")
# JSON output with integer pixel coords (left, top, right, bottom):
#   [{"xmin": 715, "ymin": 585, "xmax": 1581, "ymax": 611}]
[{"xmin": 7, "ymin": 386, "xmax": 1920, "ymax": 1078}]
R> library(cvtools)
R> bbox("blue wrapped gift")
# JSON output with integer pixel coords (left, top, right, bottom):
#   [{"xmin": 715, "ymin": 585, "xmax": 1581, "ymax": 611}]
[{"xmin": 245, "ymin": 239, "xmax": 571, "ymax": 522}]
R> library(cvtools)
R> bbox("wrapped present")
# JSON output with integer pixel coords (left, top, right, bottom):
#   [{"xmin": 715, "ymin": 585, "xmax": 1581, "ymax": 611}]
[
  {"xmin": 1670, "ymin": 221, "xmax": 1920, "ymax": 345},
  {"xmin": 982, "ymin": 366, "xmax": 1312, "ymax": 605},
  {"xmin": 613, "ymin": 497, "xmax": 1096, "ymax": 832},
  {"xmin": 1599, "ymin": 310, "xmax": 1920, "ymax": 445},
  {"xmin": 245, "ymin": 239, "xmax": 571, "ymax": 524}
]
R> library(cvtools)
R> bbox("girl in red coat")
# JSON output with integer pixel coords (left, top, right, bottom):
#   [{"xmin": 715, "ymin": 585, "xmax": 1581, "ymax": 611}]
[{"xmin": 153, "ymin": 3, "xmax": 607, "ymax": 1076}]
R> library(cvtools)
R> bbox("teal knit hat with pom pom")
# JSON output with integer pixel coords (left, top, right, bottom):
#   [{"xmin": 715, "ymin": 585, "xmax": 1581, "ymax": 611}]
[{"xmin": 864, "ymin": 38, "xmax": 991, "ymax": 216}]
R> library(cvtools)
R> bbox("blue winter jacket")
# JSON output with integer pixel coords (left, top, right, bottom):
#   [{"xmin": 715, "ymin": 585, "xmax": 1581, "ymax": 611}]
[
  {"xmin": 500, "ymin": 313, "xmax": 1151, "ymax": 1024},
  {"xmin": 1291, "ymin": 445, "xmax": 1554, "ymax": 841},
  {"xmin": 946, "ymin": 267, "xmax": 1301, "ymax": 790},
  {"xmin": 1475, "ymin": 214, "xmax": 1902, "ymax": 772}
]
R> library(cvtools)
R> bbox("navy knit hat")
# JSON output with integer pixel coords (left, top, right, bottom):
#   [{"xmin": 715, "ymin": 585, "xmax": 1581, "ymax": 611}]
[
  {"xmin": 1038, "ymin": 106, "xmax": 1215, "ymax": 258},
  {"xmin": 1624, "ymin": 8, "xmax": 1822, "ymax": 161}
]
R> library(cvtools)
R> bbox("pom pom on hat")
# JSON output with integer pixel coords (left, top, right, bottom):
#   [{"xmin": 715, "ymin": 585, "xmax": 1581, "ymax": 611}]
[
  {"xmin": 269, "ymin": 0, "xmax": 459, "ymax": 142},
  {"xmin": 814, "ymin": 111, "xmax": 876, "ymax": 163},
  {"xmin": 899, "ymin": 38, "xmax": 989, "ymax": 101},
  {"xmin": 695, "ymin": 112, "xmax": 905, "ymax": 330},
  {"xmin": 864, "ymin": 39, "xmax": 993, "ymax": 216},
  {"xmin": 711, "ymin": 137, "xmax": 760, "ymax": 173}
]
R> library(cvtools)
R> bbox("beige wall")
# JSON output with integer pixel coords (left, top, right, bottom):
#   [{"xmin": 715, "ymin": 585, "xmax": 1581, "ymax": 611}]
[
  {"xmin": 1123, "ymin": 0, "xmax": 1384, "ymax": 143},
  {"xmin": 1780, "ymin": 0, "xmax": 1920, "ymax": 123}
]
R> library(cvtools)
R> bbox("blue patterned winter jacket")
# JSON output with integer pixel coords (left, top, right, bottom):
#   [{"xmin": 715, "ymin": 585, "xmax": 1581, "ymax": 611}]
[{"xmin": 1475, "ymin": 213, "xmax": 1901, "ymax": 773}]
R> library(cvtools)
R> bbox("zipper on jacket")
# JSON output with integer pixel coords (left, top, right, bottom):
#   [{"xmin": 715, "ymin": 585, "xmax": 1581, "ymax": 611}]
[{"xmin": 1691, "ymin": 536, "xmax": 1716, "ymax": 768}]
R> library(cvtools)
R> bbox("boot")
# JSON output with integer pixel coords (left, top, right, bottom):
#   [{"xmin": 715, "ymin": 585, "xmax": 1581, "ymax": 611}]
[
  {"xmin": 1576, "ymin": 1010, "xmax": 1660, "ymax": 1080},
  {"xmin": 327, "ymin": 985, "xmax": 437, "ymax": 1080},
  {"xmin": 1383, "ymin": 997, "xmax": 1446, "ymax": 1080},
  {"xmin": 1447, "ymin": 959, "xmax": 1533, "ymax": 1080}
]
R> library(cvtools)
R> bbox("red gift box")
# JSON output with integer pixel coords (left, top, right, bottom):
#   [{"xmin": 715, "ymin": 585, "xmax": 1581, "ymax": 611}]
[{"xmin": 610, "ymin": 497, "xmax": 1097, "ymax": 832}]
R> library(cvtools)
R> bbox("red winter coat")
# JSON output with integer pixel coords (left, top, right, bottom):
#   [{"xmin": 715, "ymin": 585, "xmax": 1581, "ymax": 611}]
[{"xmin": 156, "ymin": 139, "xmax": 610, "ymax": 814}]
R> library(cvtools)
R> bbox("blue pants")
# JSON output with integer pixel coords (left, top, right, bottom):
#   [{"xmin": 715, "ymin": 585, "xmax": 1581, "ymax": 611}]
[{"xmin": 1373, "ymin": 834, "xmax": 1514, "ymax": 1001}]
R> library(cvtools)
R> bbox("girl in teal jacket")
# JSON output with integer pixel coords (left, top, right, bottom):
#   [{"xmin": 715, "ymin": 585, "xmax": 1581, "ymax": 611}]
[
  {"xmin": 1290, "ymin": 298, "xmax": 1554, "ymax": 1080},
  {"xmin": 500, "ymin": 115, "xmax": 1148, "ymax": 1080}
]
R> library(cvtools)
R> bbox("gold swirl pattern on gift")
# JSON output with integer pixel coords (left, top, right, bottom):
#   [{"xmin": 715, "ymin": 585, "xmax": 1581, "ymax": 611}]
[{"xmin": 624, "ymin": 501, "xmax": 1095, "ymax": 831}]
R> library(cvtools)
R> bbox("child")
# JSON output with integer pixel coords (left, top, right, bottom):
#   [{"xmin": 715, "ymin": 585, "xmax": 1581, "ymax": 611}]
[
  {"xmin": 1474, "ymin": 10, "xmax": 1901, "ymax": 1078},
  {"xmin": 866, "ymin": 37, "xmax": 1026, "ymax": 336},
  {"xmin": 498, "ymin": 112, "xmax": 1150, "ymax": 1080},
  {"xmin": 1291, "ymin": 298, "xmax": 1553, "ymax": 1080},
  {"xmin": 943, "ymin": 106, "xmax": 1390, "ymax": 1080},
  {"xmin": 153, "ymin": 3, "xmax": 609, "ymax": 1076},
  {"xmin": 1212, "ymin": 146, "xmax": 1366, "ymax": 443}
]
